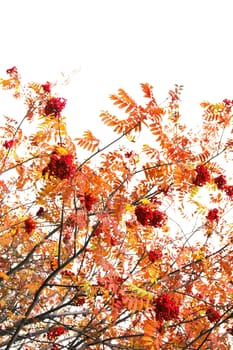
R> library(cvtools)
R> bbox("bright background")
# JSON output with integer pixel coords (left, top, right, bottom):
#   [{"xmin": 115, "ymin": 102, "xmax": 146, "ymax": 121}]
[{"xmin": 1, "ymin": 0, "xmax": 233, "ymax": 140}]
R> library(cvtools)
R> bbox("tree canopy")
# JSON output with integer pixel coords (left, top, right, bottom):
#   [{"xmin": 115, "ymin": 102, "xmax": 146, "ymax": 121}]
[{"xmin": 0, "ymin": 67, "xmax": 232, "ymax": 350}]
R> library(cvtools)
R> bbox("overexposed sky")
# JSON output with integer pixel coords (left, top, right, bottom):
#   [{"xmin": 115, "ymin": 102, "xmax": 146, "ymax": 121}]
[{"xmin": 1, "ymin": 0, "xmax": 233, "ymax": 139}]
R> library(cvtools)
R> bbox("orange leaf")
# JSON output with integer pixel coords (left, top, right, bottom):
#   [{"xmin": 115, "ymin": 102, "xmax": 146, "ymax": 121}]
[{"xmin": 0, "ymin": 271, "xmax": 9, "ymax": 281}]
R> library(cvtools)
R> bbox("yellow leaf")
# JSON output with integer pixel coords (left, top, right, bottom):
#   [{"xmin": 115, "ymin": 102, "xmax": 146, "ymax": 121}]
[
  {"xmin": 140, "ymin": 198, "xmax": 150, "ymax": 205},
  {"xmin": 55, "ymin": 146, "xmax": 69, "ymax": 155},
  {"xmin": 126, "ymin": 133, "xmax": 136, "ymax": 142},
  {"xmin": 199, "ymin": 309, "xmax": 206, "ymax": 316},
  {"xmin": 32, "ymin": 231, "xmax": 41, "ymax": 244},
  {"xmin": 125, "ymin": 203, "xmax": 135, "ymax": 212},
  {"xmin": 190, "ymin": 186, "xmax": 199, "ymax": 198},
  {"xmin": 162, "ymin": 225, "xmax": 169, "ymax": 233},
  {"xmin": 193, "ymin": 249, "xmax": 205, "ymax": 261},
  {"xmin": 28, "ymin": 83, "xmax": 42, "ymax": 93}
]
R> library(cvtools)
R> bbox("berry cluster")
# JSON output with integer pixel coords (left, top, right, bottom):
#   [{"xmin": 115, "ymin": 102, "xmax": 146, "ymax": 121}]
[
  {"xmin": 206, "ymin": 208, "xmax": 219, "ymax": 223},
  {"xmin": 44, "ymin": 97, "xmax": 67, "ymax": 117},
  {"xmin": 125, "ymin": 151, "xmax": 133, "ymax": 158},
  {"xmin": 6, "ymin": 66, "xmax": 18, "ymax": 76},
  {"xmin": 148, "ymin": 249, "xmax": 162, "ymax": 262},
  {"xmin": 83, "ymin": 194, "xmax": 97, "ymax": 211},
  {"xmin": 214, "ymin": 175, "xmax": 227, "ymax": 189},
  {"xmin": 206, "ymin": 307, "xmax": 220, "ymax": 323},
  {"xmin": 135, "ymin": 205, "xmax": 167, "ymax": 228},
  {"xmin": 154, "ymin": 294, "xmax": 179, "ymax": 322},
  {"xmin": 62, "ymin": 230, "xmax": 72, "ymax": 243},
  {"xmin": 3, "ymin": 139, "xmax": 14, "ymax": 149},
  {"xmin": 42, "ymin": 152, "xmax": 76, "ymax": 180},
  {"xmin": 24, "ymin": 217, "xmax": 36, "ymax": 234},
  {"xmin": 224, "ymin": 185, "xmax": 233, "ymax": 199},
  {"xmin": 60, "ymin": 270, "xmax": 75, "ymax": 279},
  {"xmin": 47, "ymin": 325, "xmax": 66, "ymax": 340},
  {"xmin": 51, "ymin": 345, "xmax": 59, "ymax": 350},
  {"xmin": 214, "ymin": 175, "xmax": 233, "ymax": 199},
  {"xmin": 193, "ymin": 165, "xmax": 211, "ymax": 186},
  {"xmin": 72, "ymin": 296, "xmax": 86, "ymax": 306},
  {"xmin": 110, "ymin": 236, "xmax": 118, "ymax": 246},
  {"xmin": 41, "ymin": 81, "xmax": 51, "ymax": 93},
  {"xmin": 223, "ymin": 98, "xmax": 233, "ymax": 107}
]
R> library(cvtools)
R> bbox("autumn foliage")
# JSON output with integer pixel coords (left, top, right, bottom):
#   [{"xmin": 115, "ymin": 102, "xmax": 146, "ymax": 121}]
[{"xmin": 0, "ymin": 67, "xmax": 232, "ymax": 350}]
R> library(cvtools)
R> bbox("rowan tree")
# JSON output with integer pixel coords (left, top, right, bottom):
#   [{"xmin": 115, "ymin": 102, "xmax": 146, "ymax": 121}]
[{"xmin": 0, "ymin": 66, "xmax": 232, "ymax": 350}]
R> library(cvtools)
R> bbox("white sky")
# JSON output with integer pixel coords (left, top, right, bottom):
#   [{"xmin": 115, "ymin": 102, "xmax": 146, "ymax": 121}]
[{"xmin": 1, "ymin": 0, "xmax": 233, "ymax": 140}]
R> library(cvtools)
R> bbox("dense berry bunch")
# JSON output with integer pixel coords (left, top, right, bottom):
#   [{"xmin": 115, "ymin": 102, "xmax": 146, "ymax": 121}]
[
  {"xmin": 47, "ymin": 325, "xmax": 66, "ymax": 340},
  {"xmin": 148, "ymin": 249, "xmax": 162, "ymax": 262},
  {"xmin": 42, "ymin": 152, "xmax": 75, "ymax": 180},
  {"xmin": 214, "ymin": 175, "xmax": 227, "ymax": 190},
  {"xmin": 150, "ymin": 209, "xmax": 167, "ymax": 227},
  {"xmin": 206, "ymin": 307, "xmax": 220, "ymax": 322},
  {"xmin": 44, "ymin": 97, "xmax": 67, "ymax": 117},
  {"xmin": 3, "ymin": 139, "xmax": 14, "ymax": 149},
  {"xmin": 206, "ymin": 208, "xmax": 219, "ymax": 222},
  {"xmin": 193, "ymin": 165, "xmax": 211, "ymax": 186},
  {"xmin": 135, "ymin": 205, "xmax": 167, "ymax": 228},
  {"xmin": 154, "ymin": 294, "xmax": 179, "ymax": 322},
  {"xmin": 135, "ymin": 205, "xmax": 153, "ymax": 226},
  {"xmin": 225, "ymin": 185, "xmax": 233, "ymax": 199},
  {"xmin": 24, "ymin": 217, "xmax": 36, "ymax": 234},
  {"xmin": 213, "ymin": 174, "xmax": 233, "ymax": 199},
  {"xmin": 52, "ymin": 154, "xmax": 75, "ymax": 180}
]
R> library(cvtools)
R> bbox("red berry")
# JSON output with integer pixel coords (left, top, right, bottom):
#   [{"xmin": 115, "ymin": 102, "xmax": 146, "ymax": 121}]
[
  {"xmin": 193, "ymin": 165, "xmax": 211, "ymax": 186},
  {"xmin": 24, "ymin": 217, "xmax": 36, "ymax": 234},
  {"xmin": 206, "ymin": 307, "xmax": 220, "ymax": 322},
  {"xmin": 148, "ymin": 249, "xmax": 162, "ymax": 262},
  {"xmin": 6, "ymin": 66, "xmax": 18, "ymax": 75},
  {"xmin": 206, "ymin": 208, "xmax": 219, "ymax": 222},
  {"xmin": 154, "ymin": 294, "xmax": 179, "ymax": 322},
  {"xmin": 3, "ymin": 139, "xmax": 14, "ymax": 149},
  {"xmin": 41, "ymin": 82, "xmax": 51, "ymax": 93},
  {"xmin": 135, "ymin": 205, "xmax": 167, "ymax": 227},
  {"xmin": 225, "ymin": 185, "xmax": 233, "ymax": 199},
  {"xmin": 214, "ymin": 175, "xmax": 227, "ymax": 190},
  {"xmin": 44, "ymin": 97, "xmax": 67, "ymax": 117}
]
